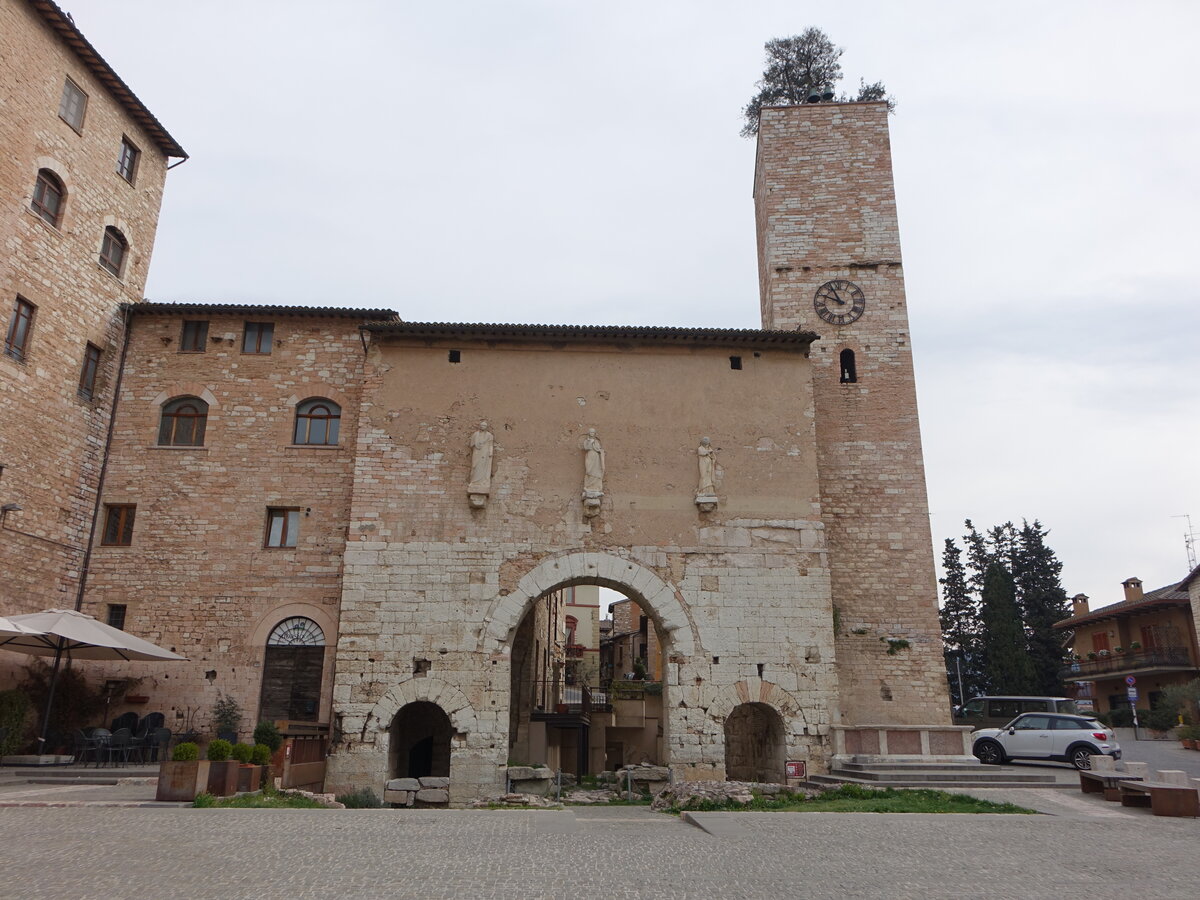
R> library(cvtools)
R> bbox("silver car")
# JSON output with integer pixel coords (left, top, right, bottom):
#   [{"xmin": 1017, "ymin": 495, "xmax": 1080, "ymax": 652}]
[{"xmin": 972, "ymin": 712, "xmax": 1121, "ymax": 770}]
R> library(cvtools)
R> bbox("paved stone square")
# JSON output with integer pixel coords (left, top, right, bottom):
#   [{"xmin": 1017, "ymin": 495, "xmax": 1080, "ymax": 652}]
[{"xmin": 0, "ymin": 804, "xmax": 1195, "ymax": 899}]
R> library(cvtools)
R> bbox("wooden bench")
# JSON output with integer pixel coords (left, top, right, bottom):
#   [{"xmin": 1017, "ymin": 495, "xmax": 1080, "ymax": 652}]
[
  {"xmin": 1118, "ymin": 780, "xmax": 1199, "ymax": 817},
  {"xmin": 1079, "ymin": 770, "xmax": 1142, "ymax": 802}
]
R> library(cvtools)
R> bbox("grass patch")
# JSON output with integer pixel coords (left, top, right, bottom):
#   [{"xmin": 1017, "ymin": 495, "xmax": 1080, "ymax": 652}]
[
  {"xmin": 668, "ymin": 785, "xmax": 1036, "ymax": 815},
  {"xmin": 193, "ymin": 791, "xmax": 327, "ymax": 809}
]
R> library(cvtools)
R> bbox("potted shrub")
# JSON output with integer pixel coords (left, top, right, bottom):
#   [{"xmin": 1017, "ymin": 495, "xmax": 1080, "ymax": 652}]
[
  {"xmin": 1129, "ymin": 641, "xmax": 1142, "ymax": 651},
  {"xmin": 1086, "ymin": 652, "xmax": 1098, "ymax": 660},
  {"xmin": 251, "ymin": 742, "xmax": 272, "ymax": 787},
  {"xmin": 212, "ymin": 693, "xmax": 241, "ymax": 743},
  {"xmin": 253, "ymin": 720, "xmax": 284, "ymax": 776},
  {"xmin": 205, "ymin": 738, "xmax": 239, "ymax": 796},
  {"xmin": 231, "ymin": 742, "xmax": 261, "ymax": 793},
  {"xmin": 155, "ymin": 741, "xmax": 211, "ymax": 802},
  {"xmin": 1179, "ymin": 724, "xmax": 1200, "ymax": 750}
]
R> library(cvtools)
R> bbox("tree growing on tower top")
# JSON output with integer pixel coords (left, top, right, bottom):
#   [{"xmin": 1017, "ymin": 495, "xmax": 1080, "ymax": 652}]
[{"xmin": 741, "ymin": 28, "xmax": 895, "ymax": 137}]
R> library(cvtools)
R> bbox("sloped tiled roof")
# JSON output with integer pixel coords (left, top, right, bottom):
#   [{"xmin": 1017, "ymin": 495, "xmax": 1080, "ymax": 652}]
[
  {"xmin": 130, "ymin": 302, "xmax": 398, "ymax": 321},
  {"xmin": 364, "ymin": 321, "xmax": 819, "ymax": 349},
  {"xmin": 1054, "ymin": 581, "xmax": 1191, "ymax": 629}
]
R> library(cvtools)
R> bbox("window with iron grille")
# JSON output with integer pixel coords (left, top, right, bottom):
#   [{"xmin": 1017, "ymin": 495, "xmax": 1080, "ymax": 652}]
[
  {"xmin": 4, "ymin": 298, "xmax": 35, "ymax": 362},
  {"xmin": 99, "ymin": 227, "xmax": 127, "ymax": 277},
  {"xmin": 102, "ymin": 505, "xmax": 136, "ymax": 546},
  {"xmin": 158, "ymin": 396, "xmax": 208, "ymax": 446},
  {"xmin": 58, "ymin": 78, "xmax": 87, "ymax": 131},
  {"xmin": 179, "ymin": 320, "xmax": 208, "ymax": 352},
  {"xmin": 79, "ymin": 343, "xmax": 101, "ymax": 399},
  {"xmin": 31, "ymin": 170, "xmax": 65, "ymax": 227},
  {"xmin": 116, "ymin": 137, "xmax": 140, "ymax": 183},
  {"xmin": 107, "ymin": 604, "xmax": 127, "ymax": 630},
  {"xmin": 265, "ymin": 508, "xmax": 300, "ymax": 548},
  {"xmin": 242, "ymin": 322, "xmax": 274, "ymax": 354},
  {"xmin": 293, "ymin": 398, "xmax": 341, "ymax": 445}
]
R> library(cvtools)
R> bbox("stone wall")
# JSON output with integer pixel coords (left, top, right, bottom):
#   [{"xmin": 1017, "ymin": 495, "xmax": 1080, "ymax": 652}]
[
  {"xmin": 79, "ymin": 309, "xmax": 371, "ymax": 736},
  {"xmin": 754, "ymin": 102, "xmax": 950, "ymax": 726},
  {"xmin": 325, "ymin": 333, "xmax": 839, "ymax": 798},
  {"xmin": 0, "ymin": 0, "xmax": 172, "ymax": 658}
]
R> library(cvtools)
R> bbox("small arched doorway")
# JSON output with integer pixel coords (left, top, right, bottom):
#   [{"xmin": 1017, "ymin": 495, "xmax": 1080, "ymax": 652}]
[
  {"xmin": 391, "ymin": 701, "xmax": 453, "ymax": 779},
  {"xmin": 259, "ymin": 616, "xmax": 325, "ymax": 721},
  {"xmin": 724, "ymin": 702, "xmax": 786, "ymax": 783}
]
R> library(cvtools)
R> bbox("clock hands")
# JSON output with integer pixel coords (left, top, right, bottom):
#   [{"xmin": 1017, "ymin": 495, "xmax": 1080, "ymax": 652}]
[{"xmin": 828, "ymin": 287, "xmax": 846, "ymax": 305}]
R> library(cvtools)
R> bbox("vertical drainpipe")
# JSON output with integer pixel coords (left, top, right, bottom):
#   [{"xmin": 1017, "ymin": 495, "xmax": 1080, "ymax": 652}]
[{"xmin": 73, "ymin": 305, "xmax": 133, "ymax": 612}]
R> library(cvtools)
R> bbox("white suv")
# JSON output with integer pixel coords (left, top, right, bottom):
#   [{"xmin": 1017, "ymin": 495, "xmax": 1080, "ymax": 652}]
[{"xmin": 971, "ymin": 712, "xmax": 1121, "ymax": 770}]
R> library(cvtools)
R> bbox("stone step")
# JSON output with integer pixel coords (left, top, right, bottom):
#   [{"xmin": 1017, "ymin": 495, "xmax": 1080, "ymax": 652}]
[
  {"xmin": 832, "ymin": 768, "xmax": 1059, "ymax": 783},
  {"xmin": 837, "ymin": 761, "xmax": 984, "ymax": 772},
  {"xmin": 812, "ymin": 770, "xmax": 1065, "ymax": 789}
]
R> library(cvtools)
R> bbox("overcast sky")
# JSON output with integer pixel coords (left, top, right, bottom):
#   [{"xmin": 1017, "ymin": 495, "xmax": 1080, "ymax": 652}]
[{"xmin": 66, "ymin": 0, "xmax": 1199, "ymax": 611}]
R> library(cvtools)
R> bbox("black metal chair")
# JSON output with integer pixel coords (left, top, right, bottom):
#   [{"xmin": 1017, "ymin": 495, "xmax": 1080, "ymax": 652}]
[
  {"xmin": 110, "ymin": 711, "xmax": 138, "ymax": 733},
  {"xmin": 145, "ymin": 727, "xmax": 171, "ymax": 763},
  {"xmin": 138, "ymin": 712, "xmax": 165, "ymax": 733},
  {"xmin": 129, "ymin": 721, "xmax": 152, "ymax": 763},
  {"xmin": 85, "ymin": 728, "xmax": 111, "ymax": 767},
  {"xmin": 105, "ymin": 728, "xmax": 132, "ymax": 767}
]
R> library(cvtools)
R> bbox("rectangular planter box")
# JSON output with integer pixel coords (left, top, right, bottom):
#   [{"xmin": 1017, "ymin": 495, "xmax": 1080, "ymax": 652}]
[
  {"xmin": 156, "ymin": 760, "xmax": 211, "ymax": 802},
  {"xmin": 206, "ymin": 760, "xmax": 239, "ymax": 796},
  {"xmin": 236, "ymin": 765, "xmax": 262, "ymax": 793}
]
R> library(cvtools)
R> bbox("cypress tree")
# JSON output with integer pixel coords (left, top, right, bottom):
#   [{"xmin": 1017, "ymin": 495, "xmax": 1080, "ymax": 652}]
[
  {"xmin": 939, "ymin": 538, "xmax": 983, "ymax": 704},
  {"xmin": 1013, "ymin": 520, "xmax": 1071, "ymax": 694},
  {"xmin": 980, "ymin": 562, "xmax": 1036, "ymax": 693}
]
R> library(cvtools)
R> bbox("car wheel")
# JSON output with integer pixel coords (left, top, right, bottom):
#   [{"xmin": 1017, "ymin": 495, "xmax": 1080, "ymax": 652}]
[
  {"xmin": 1070, "ymin": 746, "xmax": 1096, "ymax": 770},
  {"xmin": 974, "ymin": 739, "xmax": 1005, "ymax": 765}
]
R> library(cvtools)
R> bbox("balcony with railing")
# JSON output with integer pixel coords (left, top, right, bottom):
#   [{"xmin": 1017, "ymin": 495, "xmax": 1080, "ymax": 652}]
[{"xmin": 1060, "ymin": 646, "xmax": 1197, "ymax": 681}]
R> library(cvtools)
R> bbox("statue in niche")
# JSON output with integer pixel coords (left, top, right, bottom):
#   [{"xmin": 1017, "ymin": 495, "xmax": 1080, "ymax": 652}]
[
  {"xmin": 695, "ymin": 436, "xmax": 718, "ymax": 513},
  {"xmin": 467, "ymin": 421, "xmax": 493, "ymax": 508},
  {"xmin": 581, "ymin": 428, "xmax": 605, "ymax": 517}
]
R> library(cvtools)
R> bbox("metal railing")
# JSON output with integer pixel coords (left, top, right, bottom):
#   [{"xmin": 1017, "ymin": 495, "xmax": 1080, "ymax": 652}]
[
  {"xmin": 1061, "ymin": 646, "xmax": 1195, "ymax": 679},
  {"xmin": 527, "ymin": 680, "xmax": 592, "ymax": 719}
]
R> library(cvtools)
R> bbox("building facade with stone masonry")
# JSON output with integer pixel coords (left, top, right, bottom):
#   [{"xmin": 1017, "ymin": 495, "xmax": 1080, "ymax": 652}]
[
  {"xmin": 80, "ymin": 304, "xmax": 394, "ymax": 735},
  {"xmin": 0, "ymin": 0, "xmax": 185, "ymax": 675},
  {"xmin": 754, "ymin": 104, "xmax": 952, "ymax": 756},
  {"xmin": 3, "ymin": 10, "xmax": 959, "ymax": 800}
]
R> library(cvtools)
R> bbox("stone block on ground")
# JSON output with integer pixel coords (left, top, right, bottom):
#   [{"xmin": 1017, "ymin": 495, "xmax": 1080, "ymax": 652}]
[
  {"xmin": 386, "ymin": 778, "xmax": 420, "ymax": 791},
  {"xmin": 506, "ymin": 766, "xmax": 553, "ymax": 781},
  {"xmin": 415, "ymin": 788, "xmax": 449, "ymax": 803},
  {"xmin": 1123, "ymin": 762, "xmax": 1148, "ymax": 778},
  {"xmin": 1089, "ymin": 756, "xmax": 1115, "ymax": 773},
  {"xmin": 1156, "ymin": 770, "xmax": 1189, "ymax": 786},
  {"xmin": 418, "ymin": 776, "xmax": 449, "ymax": 789},
  {"xmin": 383, "ymin": 789, "xmax": 414, "ymax": 805}
]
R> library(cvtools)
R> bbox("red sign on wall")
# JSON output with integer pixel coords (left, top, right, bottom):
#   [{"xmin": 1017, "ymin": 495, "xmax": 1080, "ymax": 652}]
[{"xmin": 785, "ymin": 760, "xmax": 806, "ymax": 779}]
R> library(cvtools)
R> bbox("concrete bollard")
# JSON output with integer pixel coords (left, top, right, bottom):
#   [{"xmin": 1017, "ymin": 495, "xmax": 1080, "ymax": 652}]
[
  {"xmin": 1156, "ymin": 769, "xmax": 1190, "ymax": 786},
  {"xmin": 1090, "ymin": 755, "xmax": 1115, "ymax": 773},
  {"xmin": 1123, "ymin": 761, "xmax": 1148, "ymax": 779}
]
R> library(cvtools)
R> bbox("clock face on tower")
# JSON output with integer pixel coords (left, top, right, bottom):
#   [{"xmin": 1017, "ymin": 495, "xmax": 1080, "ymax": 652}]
[{"xmin": 813, "ymin": 280, "xmax": 866, "ymax": 326}]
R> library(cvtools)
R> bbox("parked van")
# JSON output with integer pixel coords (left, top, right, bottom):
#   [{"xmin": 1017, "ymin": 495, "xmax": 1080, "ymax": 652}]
[{"xmin": 956, "ymin": 696, "xmax": 1079, "ymax": 728}]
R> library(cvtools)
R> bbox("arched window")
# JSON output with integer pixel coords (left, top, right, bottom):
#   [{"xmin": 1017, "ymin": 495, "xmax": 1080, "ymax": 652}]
[
  {"xmin": 267, "ymin": 616, "xmax": 326, "ymax": 647},
  {"xmin": 99, "ymin": 226, "xmax": 127, "ymax": 277},
  {"xmin": 158, "ymin": 396, "xmax": 208, "ymax": 446},
  {"xmin": 293, "ymin": 398, "xmax": 340, "ymax": 445},
  {"xmin": 839, "ymin": 348, "xmax": 857, "ymax": 384},
  {"xmin": 260, "ymin": 616, "xmax": 326, "ymax": 722},
  {"xmin": 31, "ymin": 170, "xmax": 65, "ymax": 227}
]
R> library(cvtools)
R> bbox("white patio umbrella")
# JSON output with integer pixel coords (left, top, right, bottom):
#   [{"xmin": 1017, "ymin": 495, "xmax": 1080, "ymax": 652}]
[{"xmin": 0, "ymin": 608, "xmax": 186, "ymax": 750}]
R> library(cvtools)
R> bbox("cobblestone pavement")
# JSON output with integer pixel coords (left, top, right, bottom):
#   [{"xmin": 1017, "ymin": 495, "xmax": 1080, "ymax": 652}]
[{"xmin": 0, "ymin": 805, "xmax": 1195, "ymax": 899}]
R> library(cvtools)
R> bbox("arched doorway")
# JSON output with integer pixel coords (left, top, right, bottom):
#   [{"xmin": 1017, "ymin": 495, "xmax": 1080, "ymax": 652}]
[
  {"xmin": 391, "ymin": 701, "xmax": 452, "ymax": 779},
  {"xmin": 509, "ymin": 582, "xmax": 668, "ymax": 776},
  {"xmin": 724, "ymin": 702, "xmax": 785, "ymax": 783},
  {"xmin": 259, "ymin": 616, "xmax": 325, "ymax": 721}
]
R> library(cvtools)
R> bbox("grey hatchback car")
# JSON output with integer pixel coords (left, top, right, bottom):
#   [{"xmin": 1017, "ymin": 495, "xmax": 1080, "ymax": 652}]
[{"xmin": 971, "ymin": 712, "xmax": 1120, "ymax": 770}]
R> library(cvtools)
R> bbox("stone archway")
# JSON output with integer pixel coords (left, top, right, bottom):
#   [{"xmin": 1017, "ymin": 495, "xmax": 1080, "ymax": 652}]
[
  {"xmin": 364, "ymin": 676, "xmax": 479, "ymax": 738},
  {"xmin": 391, "ymin": 701, "xmax": 453, "ymax": 779},
  {"xmin": 724, "ymin": 702, "xmax": 786, "ymax": 783},
  {"xmin": 481, "ymin": 551, "xmax": 699, "ymax": 657}
]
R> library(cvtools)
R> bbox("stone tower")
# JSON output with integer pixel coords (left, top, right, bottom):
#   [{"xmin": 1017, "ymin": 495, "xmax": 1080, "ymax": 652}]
[
  {"xmin": 0, "ymin": 1, "xmax": 184, "ymax": 619},
  {"xmin": 754, "ymin": 102, "xmax": 948, "ymax": 725}
]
